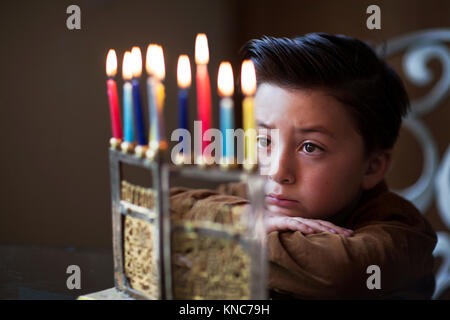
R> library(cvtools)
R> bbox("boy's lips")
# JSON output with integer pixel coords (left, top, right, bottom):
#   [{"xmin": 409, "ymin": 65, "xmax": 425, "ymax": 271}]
[{"xmin": 265, "ymin": 194, "xmax": 299, "ymax": 208}]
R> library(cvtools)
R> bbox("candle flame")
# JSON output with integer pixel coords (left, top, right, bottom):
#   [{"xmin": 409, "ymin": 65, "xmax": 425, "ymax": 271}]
[
  {"xmin": 241, "ymin": 60, "xmax": 256, "ymax": 96},
  {"xmin": 217, "ymin": 62, "xmax": 234, "ymax": 97},
  {"xmin": 177, "ymin": 55, "xmax": 192, "ymax": 88},
  {"xmin": 122, "ymin": 51, "xmax": 133, "ymax": 81},
  {"xmin": 146, "ymin": 44, "xmax": 166, "ymax": 80},
  {"xmin": 106, "ymin": 49, "xmax": 117, "ymax": 77},
  {"xmin": 131, "ymin": 46, "xmax": 142, "ymax": 78},
  {"xmin": 195, "ymin": 33, "xmax": 209, "ymax": 65}
]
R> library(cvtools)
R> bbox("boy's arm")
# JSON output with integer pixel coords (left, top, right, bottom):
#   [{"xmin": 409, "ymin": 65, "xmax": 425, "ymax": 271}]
[
  {"xmin": 170, "ymin": 186, "xmax": 249, "ymax": 224},
  {"xmin": 267, "ymin": 215, "xmax": 437, "ymax": 299},
  {"xmin": 169, "ymin": 185, "xmax": 436, "ymax": 299}
]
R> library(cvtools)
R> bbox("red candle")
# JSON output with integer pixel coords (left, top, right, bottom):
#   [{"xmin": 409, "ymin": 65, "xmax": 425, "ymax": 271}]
[
  {"xmin": 106, "ymin": 49, "xmax": 123, "ymax": 140},
  {"xmin": 195, "ymin": 34, "xmax": 212, "ymax": 157}
]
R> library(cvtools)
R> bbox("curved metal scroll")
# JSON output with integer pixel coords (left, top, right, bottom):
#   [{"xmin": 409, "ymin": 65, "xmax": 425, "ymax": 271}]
[{"xmin": 378, "ymin": 29, "xmax": 450, "ymax": 299}]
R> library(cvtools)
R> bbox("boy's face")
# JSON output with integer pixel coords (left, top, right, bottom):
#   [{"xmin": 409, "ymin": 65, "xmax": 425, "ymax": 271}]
[{"xmin": 255, "ymin": 83, "xmax": 369, "ymax": 220}]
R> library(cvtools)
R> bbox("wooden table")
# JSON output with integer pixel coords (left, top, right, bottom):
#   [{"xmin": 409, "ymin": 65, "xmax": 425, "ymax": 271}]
[{"xmin": 0, "ymin": 245, "xmax": 114, "ymax": 299}]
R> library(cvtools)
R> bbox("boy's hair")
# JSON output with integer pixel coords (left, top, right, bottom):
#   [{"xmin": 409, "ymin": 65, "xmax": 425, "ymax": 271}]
[{"xmin": 243, "ymin": 33, "xmax": 410, "ymax": 154}]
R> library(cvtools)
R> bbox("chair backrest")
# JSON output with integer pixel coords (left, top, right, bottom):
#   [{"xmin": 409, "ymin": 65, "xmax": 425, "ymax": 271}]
[{"xmin": 378, "ymin": 29, "xmax": 450, "ymax": 299}]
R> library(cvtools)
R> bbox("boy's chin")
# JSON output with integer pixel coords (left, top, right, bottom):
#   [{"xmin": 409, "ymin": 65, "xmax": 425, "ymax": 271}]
[{"xmin": 266, "ymin": 204, "xmax": 308, "ymax": 218}]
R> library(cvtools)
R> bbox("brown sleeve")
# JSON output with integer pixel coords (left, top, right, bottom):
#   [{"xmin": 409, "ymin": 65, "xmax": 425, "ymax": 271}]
[
  {"xmin": 169, "ymin": 186, "xmax": 249, "ymax": 224},
  {"xmin": 267, "ymin": 194, "xmax": 437, "ymax": 299},
  {"xmin": 216, "ymin": 182, "xmax": 248, "ymax": 199}
]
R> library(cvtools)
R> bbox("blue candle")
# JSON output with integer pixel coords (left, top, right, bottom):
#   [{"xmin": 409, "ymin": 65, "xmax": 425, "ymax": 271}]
[
  {"xmin": 178, "ymin": 89, "xmax": 189, "ymax": 131},
  {"xmin": 176, "ymin": 55, "xmax": 192, "ymax": 155},
  {"xmin": 121, "ymin": 51, "xmax": 135, "ymax": 145},
  {"xmin": 130, "ymin": 47, "xmax": 146, "ymax": 146},
  {"xmin": 177, "ymin": 55, "xmax": 191, "ymax": 131},
  {"xmin": 123, "ymin": 82, "xmax": 134, "ymax": 143},
  {"xmin": 132, "ymin": 78, "xmax": 146, "ymax": 145},
  {"xmin": 217, "ymin": 62, "xmax": 235, "ymax": 164},
  {"xmin": 220, "ymin": 97, "xmax": 234, "ymax": 160}
]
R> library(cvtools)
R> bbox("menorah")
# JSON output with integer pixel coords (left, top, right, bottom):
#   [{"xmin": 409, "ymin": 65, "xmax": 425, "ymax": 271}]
[
  {"xmin": 78, "ymin": 32, "xmax": 268, "ymax": 299},
  {"xmin": 104, "ymin": 148, "xmax": 267, "ymax": 300}
]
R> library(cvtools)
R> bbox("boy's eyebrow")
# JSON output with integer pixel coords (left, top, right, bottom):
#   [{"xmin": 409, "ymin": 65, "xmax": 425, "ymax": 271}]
[
  {"xmin": 257, "ymin": 122, "xmax": 336, "ymax": 139},
  {"xmin": 257, "ymin": 122, "xmax": 275, "ymax": 129},
  {"xmin": 295, "ymin": 125, "xmax": 335, "ymax": 139}
]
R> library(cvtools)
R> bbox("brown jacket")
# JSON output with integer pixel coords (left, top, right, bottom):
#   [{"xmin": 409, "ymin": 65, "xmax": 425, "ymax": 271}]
[{"xmin": 170, "ymin": 180, "xmax": 437, "ymax": 299}]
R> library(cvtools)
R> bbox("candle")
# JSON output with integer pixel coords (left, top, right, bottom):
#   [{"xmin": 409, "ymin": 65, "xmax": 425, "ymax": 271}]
[
  {"xmin": 156, "ymin": 51, "xmax": 167, "ymax": 151},
  {"xmin": 146, "ymin": 45, "xmax": 158, "ymax": 151},
  {"xmin": 131, "ymin": 46, "xmax": 146, "ymax": 146},
  {"xmin": 241, "ymin": 60, "xmax": 257, "ymax": 169},
  {"xmin": 217, "ymin": 62, "xmax": 234, "ymax": 165},
  {"xmin": 145, "ymin": 44, "xmax": 167, "ymax": 155},
  {"xmin": 195, "ymin": 33, "xmax": 212, "ymax": 160},
  {"xmin": 122, "ymin": 51, "xmax": 135, "ymax": 146},
  {"xmin": 177, "ymin": 55, "xmax": 191, "ymax": 132},
  {"xmin": 105, "ymin": 49, "xmax": 123, "ymax": 144}
]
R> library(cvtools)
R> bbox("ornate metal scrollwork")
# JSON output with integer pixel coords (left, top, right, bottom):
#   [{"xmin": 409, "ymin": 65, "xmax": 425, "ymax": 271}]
[{"xmin": 379, "ymin": 29, "xmax": 450, "ymax": 299}]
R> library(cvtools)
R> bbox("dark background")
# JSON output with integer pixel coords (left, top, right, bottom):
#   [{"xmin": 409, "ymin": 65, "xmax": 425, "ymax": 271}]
[{"xmin": 0, "ymin": 0, "xmax": 449, "ymax": 298}]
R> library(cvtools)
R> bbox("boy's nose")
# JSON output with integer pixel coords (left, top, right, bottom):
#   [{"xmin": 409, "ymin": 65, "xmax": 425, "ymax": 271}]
[{"xmin": 269, "ymin": 147, "xmax": 296, "ymax": 185}]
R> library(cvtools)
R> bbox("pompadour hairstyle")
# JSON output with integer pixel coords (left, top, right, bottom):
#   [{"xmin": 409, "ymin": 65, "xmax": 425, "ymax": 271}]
[{"xmin": 243, "ymin": 33, "xmax": 410, "ymax": 154}]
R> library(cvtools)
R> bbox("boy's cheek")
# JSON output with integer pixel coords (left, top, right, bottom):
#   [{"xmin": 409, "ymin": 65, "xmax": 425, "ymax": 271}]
[{"xmin": 303, "ymin": 173, "xmax": 361, "ymax": 218}]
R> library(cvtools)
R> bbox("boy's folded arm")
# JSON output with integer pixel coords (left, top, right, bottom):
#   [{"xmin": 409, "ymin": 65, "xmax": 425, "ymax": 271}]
[
  {"xmin": 169, "ymin": 185, "xmax": 436, "ymax": 299},
  {"xmin": 267, "ymin": 221, "xmax": 437, "ymax": 299},
  {"xmin": 169, "ymin": 186, "xmax": 249, "ymax": 223}
]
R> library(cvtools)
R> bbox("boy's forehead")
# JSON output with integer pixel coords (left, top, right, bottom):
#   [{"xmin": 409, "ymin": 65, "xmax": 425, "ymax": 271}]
[
  {"xmin": 254, "ymin": 83, "xmax": 359, "ymax": 138},
  {"xmin": 255, "ymin": 84, "xmax": 332, "ymax": 124}
]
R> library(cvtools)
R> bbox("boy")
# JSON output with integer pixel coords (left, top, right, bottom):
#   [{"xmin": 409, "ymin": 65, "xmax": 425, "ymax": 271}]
[{"xmin": 171, "ymin": 33, "xmax": 437, "ymax": 299}]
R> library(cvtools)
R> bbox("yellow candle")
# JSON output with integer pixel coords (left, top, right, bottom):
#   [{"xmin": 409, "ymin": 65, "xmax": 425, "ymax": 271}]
[
  {"xmin": 241, "ymin": 60, "xmax": 257, "ymax": 168},
  {"xmin": 145, "ymin": 44, "xmax": 166, "ymax": 152},
  {"xmin": 156, "ymin": 80, "xmax": 167, "ymax": 150}
]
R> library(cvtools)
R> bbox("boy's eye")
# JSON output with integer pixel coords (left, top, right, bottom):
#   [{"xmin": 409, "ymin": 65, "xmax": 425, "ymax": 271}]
[
  {"xmin": 257, "ymin": 136, "xmax": 271, "ymax": 148},
  {"xmin": 302, "ymin": 142, "xmax": 322, "ymax": 154}
]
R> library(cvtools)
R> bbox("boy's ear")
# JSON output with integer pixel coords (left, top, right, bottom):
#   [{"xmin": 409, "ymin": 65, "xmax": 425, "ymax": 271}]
[{"xmin": 362, "ymin": 150, "xmax": 392, "ymax": 190}]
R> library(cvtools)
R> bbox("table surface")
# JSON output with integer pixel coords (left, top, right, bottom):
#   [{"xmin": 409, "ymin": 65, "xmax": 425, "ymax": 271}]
[
  {"xmin": 0, "ymin": 245, "xmax": 114, "ymax": 300},
  {"xmin": 2, "ymin": 245, "xmax": 449, "ymax": 300}
]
